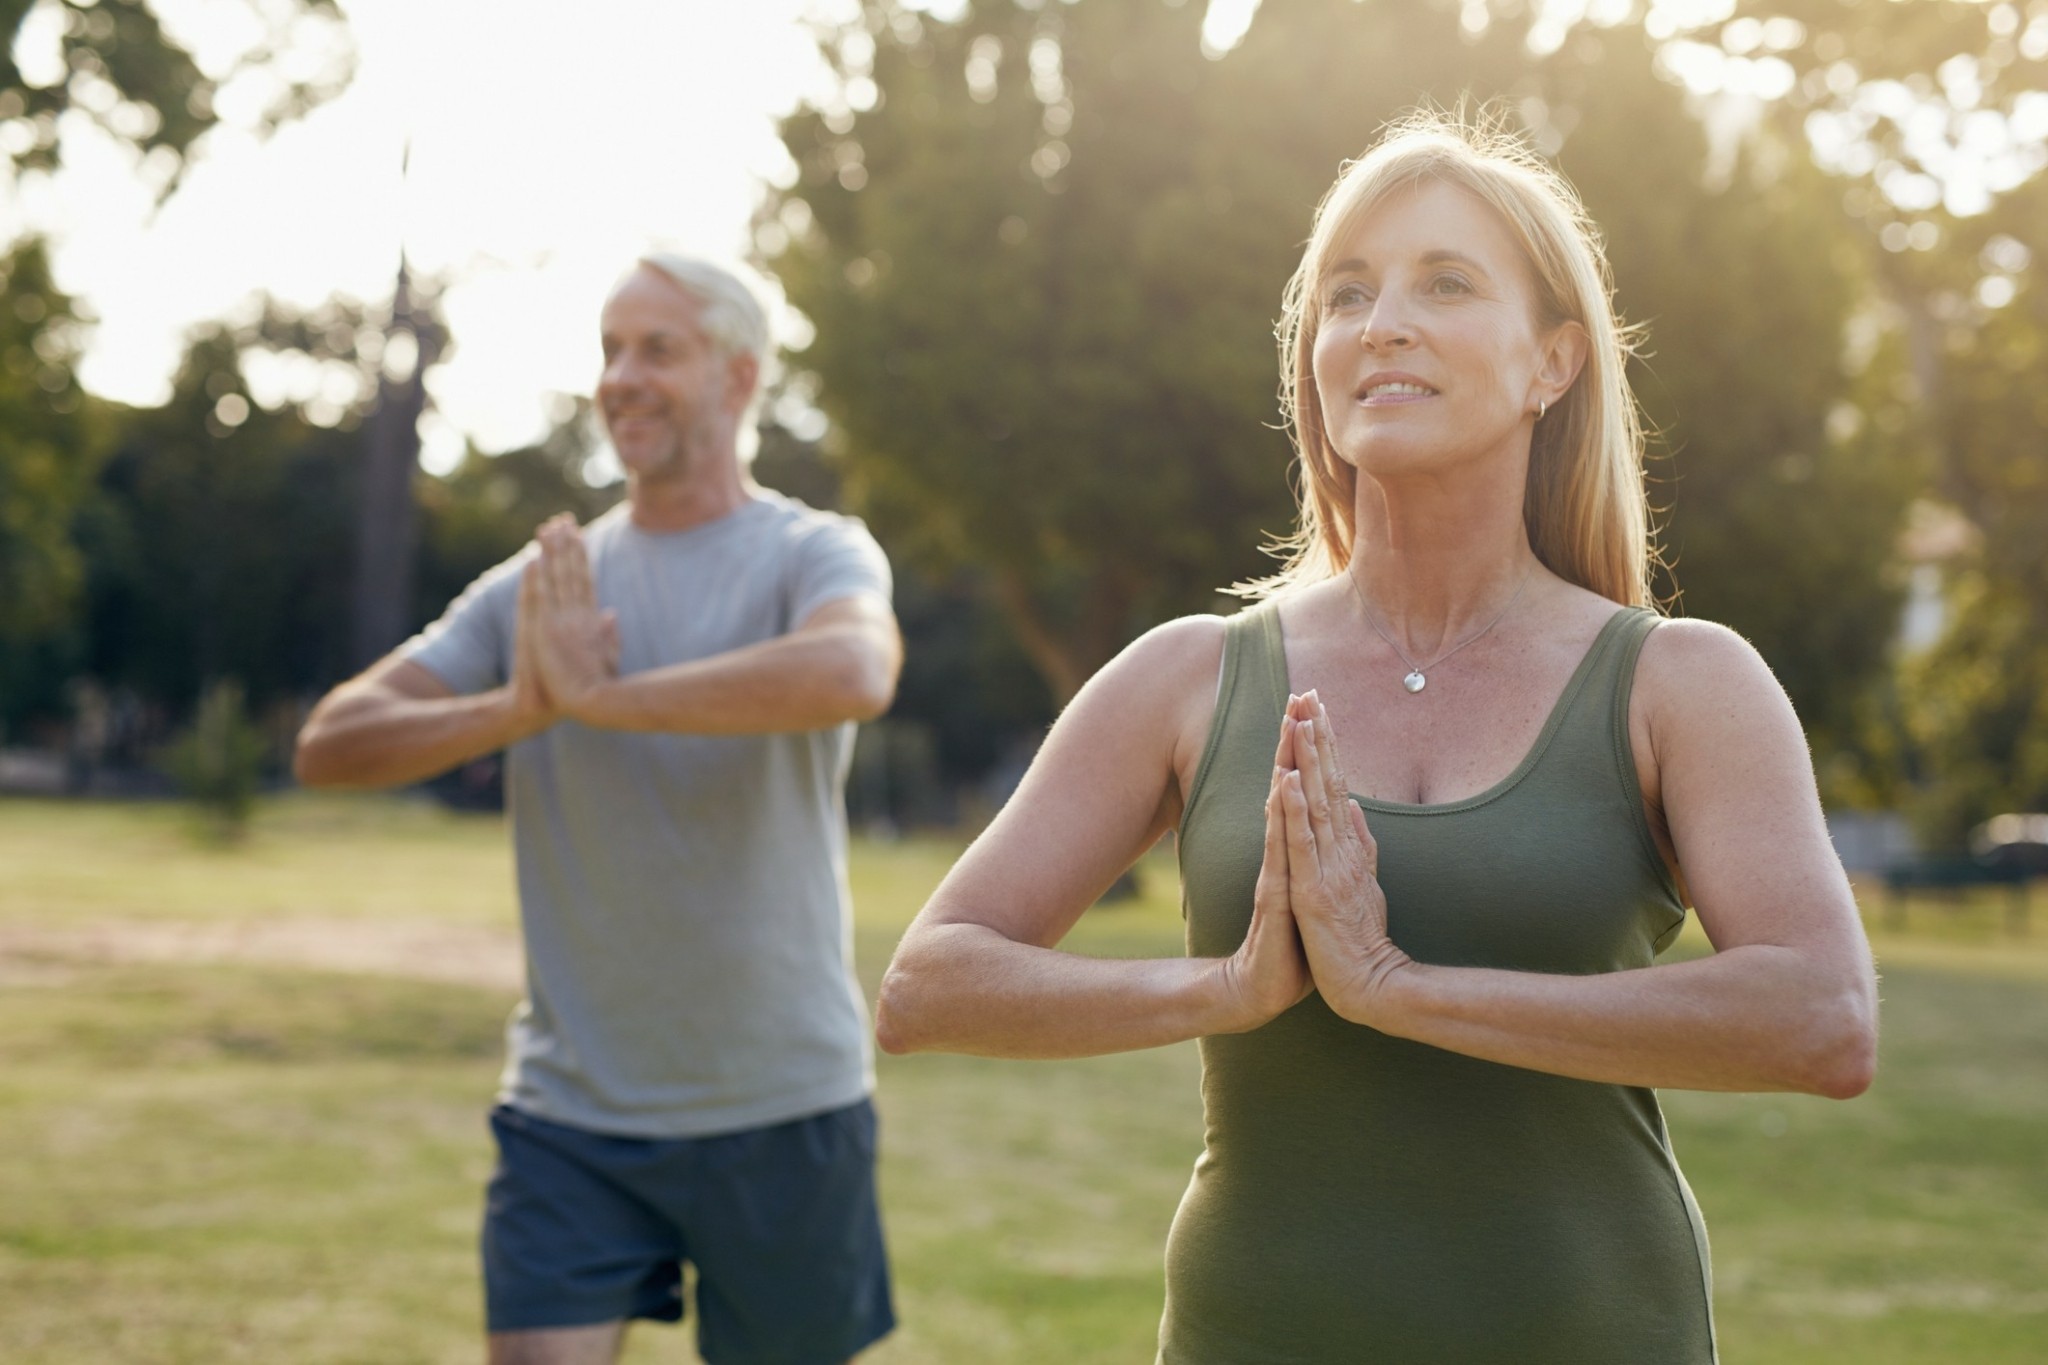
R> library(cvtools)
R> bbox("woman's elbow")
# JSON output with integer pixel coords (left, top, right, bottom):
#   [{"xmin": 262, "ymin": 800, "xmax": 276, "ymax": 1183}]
[
  {"xmin": 1804, "ymin": 990, "xmax": 1878, "ymax": 1100},
  {"xmin": 873, "ymin": 964, "xmax": 926, "ymax": 1056},
  {"xmin": 291, "ymin": 729, "xmax": 342, "ymax": 788}
]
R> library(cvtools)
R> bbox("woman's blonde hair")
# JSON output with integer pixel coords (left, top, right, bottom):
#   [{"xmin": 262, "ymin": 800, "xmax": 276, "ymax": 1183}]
[{"xmin": 1250, "ymin": 109, "xmax": 1659, "ymax": 607}]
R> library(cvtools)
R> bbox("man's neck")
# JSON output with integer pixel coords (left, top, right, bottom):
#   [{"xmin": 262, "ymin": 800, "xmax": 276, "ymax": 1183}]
[{"xmin": 626, "ymin": 451, "xmax": 752, "ymax": 534}]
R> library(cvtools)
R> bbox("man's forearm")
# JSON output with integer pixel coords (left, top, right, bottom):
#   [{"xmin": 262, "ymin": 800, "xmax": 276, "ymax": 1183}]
[
  {"xmin": 570, "ymin": 627, "xmax": 894, "ymax": 735},
  {"xmin": 295, "ymin": 685, "xmax": 546, "ymax": 789}
]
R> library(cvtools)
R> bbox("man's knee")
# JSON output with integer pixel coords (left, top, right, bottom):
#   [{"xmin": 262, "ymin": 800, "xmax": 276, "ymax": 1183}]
[{"xmin": 486, "ymin": 1321, "xmax": 625, "ymax": 1365}]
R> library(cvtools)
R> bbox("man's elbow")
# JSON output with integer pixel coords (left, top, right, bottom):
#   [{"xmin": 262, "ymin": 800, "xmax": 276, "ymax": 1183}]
[{"xmin": 832, "ymin": 638, "xmax": 899, "ymax": 723}]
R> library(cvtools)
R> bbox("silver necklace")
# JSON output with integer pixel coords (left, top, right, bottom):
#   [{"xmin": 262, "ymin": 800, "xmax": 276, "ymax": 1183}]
[{"xmin": 1347, "ymin": 566, "xmax": 1531, "ymax": 694}]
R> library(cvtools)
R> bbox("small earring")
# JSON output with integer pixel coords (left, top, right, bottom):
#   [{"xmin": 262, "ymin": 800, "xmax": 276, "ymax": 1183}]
[{"xmin": 1536, "ymin": 398, "xmax": 1548, "ymax": 420}]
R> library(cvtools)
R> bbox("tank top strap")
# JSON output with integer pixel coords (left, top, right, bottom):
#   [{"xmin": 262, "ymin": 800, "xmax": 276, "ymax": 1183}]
[
  {"xmin": 1602, "ymin": 606, "xmax": 1665, "ymax": 756},
  {"xmin": 1535, "ymin": 605, "xmax": 1673, "ymax": 893},
  {"xmin": 1180, "ymin": 602, "xmax": 1288, "ymax": 835},
  {"xmin": 1539, "ymin": 605, "xmax": 1662, "ymax": 765}
]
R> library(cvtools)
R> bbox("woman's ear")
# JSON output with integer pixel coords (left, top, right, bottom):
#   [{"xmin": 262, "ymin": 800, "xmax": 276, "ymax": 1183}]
[{"xmin": 1536, "ymin": 320, "xmax": 1590, "ymax": 407}]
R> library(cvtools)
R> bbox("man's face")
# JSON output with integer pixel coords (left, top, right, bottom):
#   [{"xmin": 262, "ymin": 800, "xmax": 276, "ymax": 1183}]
[{"xmin": 597, "ymin": 267, "xmax": 749, "ymax": 482}]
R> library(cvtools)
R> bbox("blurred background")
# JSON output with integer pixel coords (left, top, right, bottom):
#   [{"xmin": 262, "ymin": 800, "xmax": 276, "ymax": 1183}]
[{"xmin": 2, "ymin": 1, "xmax": 2045, "ymax": 1362}]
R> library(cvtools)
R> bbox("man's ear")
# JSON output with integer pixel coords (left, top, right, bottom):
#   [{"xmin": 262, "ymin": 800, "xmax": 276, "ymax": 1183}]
[{"xmin": 725, "ymin": 350, "xmax": 761, "ymax": 416}]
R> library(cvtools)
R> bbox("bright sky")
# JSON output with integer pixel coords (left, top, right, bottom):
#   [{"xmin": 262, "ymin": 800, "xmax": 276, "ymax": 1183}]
[
  {"xmin": 3, "ymin": 0, "xmax": 889, "ymax": 470},
  {"xmin": 5, "ymin": 0, "xmax": 2033, "ymax": 473},
  {"xmin": 0, "ymin": 0, "xmax": 1261, "ymax": 474}
]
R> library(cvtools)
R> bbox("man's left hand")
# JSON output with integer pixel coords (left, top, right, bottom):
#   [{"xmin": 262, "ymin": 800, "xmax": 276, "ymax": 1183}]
[{"xmin": 530, "ymin": 514, "xmax": 621, "ymax": 720}]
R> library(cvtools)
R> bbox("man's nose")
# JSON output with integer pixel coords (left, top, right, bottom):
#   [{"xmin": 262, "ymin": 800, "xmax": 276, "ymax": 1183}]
[{"xmin": 601, "ymin": 355, "xmax": 643, "ymax": 394}]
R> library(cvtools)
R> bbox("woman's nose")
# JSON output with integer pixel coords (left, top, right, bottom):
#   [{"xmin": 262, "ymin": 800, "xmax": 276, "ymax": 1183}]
[{"xmin": 1361, "ymin": 293, "xmax": 1416, "ymax": 350}]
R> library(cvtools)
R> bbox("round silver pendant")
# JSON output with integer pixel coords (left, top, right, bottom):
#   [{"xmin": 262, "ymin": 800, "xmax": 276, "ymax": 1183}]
[{"xmin": 1402, "ymin": 670, "xmax": 1427, "ymax": 694}]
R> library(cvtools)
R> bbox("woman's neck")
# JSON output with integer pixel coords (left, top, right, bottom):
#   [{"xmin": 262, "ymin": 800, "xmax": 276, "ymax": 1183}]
[{"xmin": 1345, "ymin": 467, "xmax": 1539, "ymax": 656}]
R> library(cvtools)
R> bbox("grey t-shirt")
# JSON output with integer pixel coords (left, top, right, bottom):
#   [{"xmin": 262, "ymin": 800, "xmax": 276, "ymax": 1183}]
[{"xmin": 401, "ymin": 491, "xmax": 892, "ymax": 1138}]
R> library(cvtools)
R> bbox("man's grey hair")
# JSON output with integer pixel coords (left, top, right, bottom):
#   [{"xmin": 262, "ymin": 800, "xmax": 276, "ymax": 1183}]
[
  {"xmin": 636, "ymin": 252, "xmax": 773, "ymax": 370},
  {"xmin": 634, "ymin": 252, "xmax": 776, "ymax": 459}
]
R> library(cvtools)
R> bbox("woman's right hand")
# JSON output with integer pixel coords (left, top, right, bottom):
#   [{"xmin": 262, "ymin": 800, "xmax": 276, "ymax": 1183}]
[{"xmin": 1217, "ymin": 718, "xmax": 1316, "ymax": 1030}]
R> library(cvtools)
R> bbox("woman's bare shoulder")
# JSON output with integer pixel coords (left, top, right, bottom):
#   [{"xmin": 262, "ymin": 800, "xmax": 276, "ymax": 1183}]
[
  {"xmin": 1637, "ymin": 616, "xmax": 1779, "ymax": 693},
  {"xmin": 1059, "ymin": 613, "xmax": 1234, "ymax": 788},
  {"xmin": 1634, "ymin": 615, "xmax": 1802, "ymax": 752},
  {"xmin": 1081, "ymin": 613, "xmax": 1230, "ymax": 702}
]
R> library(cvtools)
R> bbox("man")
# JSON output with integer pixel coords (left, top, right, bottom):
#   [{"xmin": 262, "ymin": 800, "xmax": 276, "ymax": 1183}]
[{"xmin": 295, "ymin": 254, "xmax": 902, "ymax": 1365}]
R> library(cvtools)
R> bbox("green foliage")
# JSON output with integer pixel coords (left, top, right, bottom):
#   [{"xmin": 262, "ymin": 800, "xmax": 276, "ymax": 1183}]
[
  {"xmin": 80, "ymin": 326, "xmax": 360, "ymax": 713},
  {"xmin": 771, "ymin": 0, "xmax": 1304, "ymax": 700},
  {"xmin": 1899, "ymin": 574, "xmax": 2048, "ymax": 849},
  {"xmin": 751, "ymin": 423, "xmax": 1055, "ymax": 786},
  {"xmin": 1, "ymin": 295, "xmax": 606, "ymax": 752},
  {"xmin": 1934, "ymin": 175, "xmax": 2048, "ymax": 604},
  {"xmin": 1561, "ymin": 90, "xmax": 1918, "ymax": 763},
  {"xmin": 0, "ymin": 0, "xmax": 353, "ymax": 189},
  {"xmin": 767, "ymin": 0, "xmax": 1917, "ymax": 749},
  {"xmin": 1730, "ymin": 1, "xmax": 2048, "ymax": 809},
  {"xmin": 161, "ymin": 677, "xmax": 268, "ymax": 839},
  {"xmin": 415, "ymin": 398, "xmax": 620, "ymax": 622},
  {"xmin": 1888, "ymin": 177, "xmax": 2048, "ymax": 843},
  {"xmin": 0, "ymin": 0, "xmax": 360, "ymax": 734},
  {"xmin": 0, "ymin": 238, "xmax": 99, "ymax": 646}
]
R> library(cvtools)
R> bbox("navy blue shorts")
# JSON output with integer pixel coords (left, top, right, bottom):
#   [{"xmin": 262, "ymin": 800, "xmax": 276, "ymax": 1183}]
[{"xmin": 482, "ymin": 1100, "xmax": 895, "ymax": 1364}]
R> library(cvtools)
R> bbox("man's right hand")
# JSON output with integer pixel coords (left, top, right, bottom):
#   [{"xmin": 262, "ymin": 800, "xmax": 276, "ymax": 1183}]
[{"xmin": 511, "ymin": 557, "xmax": 560, "ymax": 736}]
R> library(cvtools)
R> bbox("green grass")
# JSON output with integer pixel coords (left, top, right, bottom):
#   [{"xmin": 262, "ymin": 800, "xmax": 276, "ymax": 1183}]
[{"xmin": 1, "ymin": 794, "xmax": 2045, "ymax": 1362}]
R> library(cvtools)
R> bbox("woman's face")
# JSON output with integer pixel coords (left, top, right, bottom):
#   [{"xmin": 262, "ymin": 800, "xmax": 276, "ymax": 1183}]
[{"xmin": 1310, "ymin": 178, "xmax": 1580, "ymax": 483}]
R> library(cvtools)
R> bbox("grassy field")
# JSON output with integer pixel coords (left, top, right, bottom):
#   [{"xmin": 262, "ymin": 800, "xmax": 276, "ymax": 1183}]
[{"xmin": 1, "ymin": 794, "xmax": 2044, "ymax": 1363}]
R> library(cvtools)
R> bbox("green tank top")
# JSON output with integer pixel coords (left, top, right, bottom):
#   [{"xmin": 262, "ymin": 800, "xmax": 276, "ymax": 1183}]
[{"xmin": 1162, "ymin": 602, "xmax": 1715, "ymax": 1364}]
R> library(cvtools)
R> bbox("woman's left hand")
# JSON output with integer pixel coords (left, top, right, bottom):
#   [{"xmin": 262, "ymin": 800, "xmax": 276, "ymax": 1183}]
[{"xmin": 1278, "ymin": 691, "xmax": 1413, "ymax": 1027}]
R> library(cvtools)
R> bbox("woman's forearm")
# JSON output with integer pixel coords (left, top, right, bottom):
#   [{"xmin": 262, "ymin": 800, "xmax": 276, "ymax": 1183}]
[
  {"xmin": 875, "ymin": 922, "xmax": 1250, "ymax": 1059},
  {"xmin": 1346, "ymin": 943, "xmax": 1877, "ymax": 1097}
]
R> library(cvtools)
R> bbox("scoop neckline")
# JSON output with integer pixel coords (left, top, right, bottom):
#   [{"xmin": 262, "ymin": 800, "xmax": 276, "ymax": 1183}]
[{"xmin": 1268, "ymin": 603, "xmax": 1634, "ymax": 817}]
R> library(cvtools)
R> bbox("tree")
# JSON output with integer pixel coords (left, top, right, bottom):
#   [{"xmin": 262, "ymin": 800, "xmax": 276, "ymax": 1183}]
[
  {"xmin": 79, "ymin": 325, "xmax": 361, "ymax": 716},
  {"xmin": 1546, "ymin": 37, "xmax": 1918, "ymax": 771},
  {"xmin": 0, "ymin": 238, "xmax": 97, "ymax": 645},
  {"xmin": 765, "ymin": 0, "xmax": 1914, "ymax": 750},
  {"xmin": 1, "ymin": 0, "xmax": 352, "ymax": 188},
  {"xmin": 352, "ymin": 256, "xmax": 451, "ymax": 667},
  {"xmin": 1718, "ymin": 0, "xmax": 2048, "ymax": 825},
  {"xmin": 416, "ymin": 398, "xmax": 620, "ymax": 621},
  {"xmin": 1889, "ymin": 171, "xmax": 2048, "ymax": 844},
  {"xmin": 770, "ymin": 0, "xmax": 1288, "ymax": 701},
  {"xmin": 0, "ymin": 0, "xmax": 355, "ymax": 727}
]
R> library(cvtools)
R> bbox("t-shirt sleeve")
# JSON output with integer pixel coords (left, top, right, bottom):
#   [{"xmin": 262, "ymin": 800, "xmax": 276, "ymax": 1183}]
[
  {"xmin": 789, "ymin": 513, "xmax": 894, "ymax": 626},
  {"xmin": 398, "ymin": 548, "xmax": 529, "ymax": 695}
]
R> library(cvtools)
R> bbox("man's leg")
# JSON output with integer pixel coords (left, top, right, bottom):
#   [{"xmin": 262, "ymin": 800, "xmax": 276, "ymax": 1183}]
[
  {"xmin": 487, "ymin": 1322, "xmax": 626, "ymax": 1365},
  {"xmin": 481, "ymin": 1109, "xmax": 688, "ymax": 1348},
  {"xmin": 688, "ymin": 1100, "xmax": 894, "ymax": 1365}
]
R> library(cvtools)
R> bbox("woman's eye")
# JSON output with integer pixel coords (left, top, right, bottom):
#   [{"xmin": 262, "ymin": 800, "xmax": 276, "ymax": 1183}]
[
  {"xmin": 1432, "ymin": 273, "xmax": 1473, "ymax": 295},
  {"xmin": 1329, "ymin": 282, "xmax": 1370, "ymax": 309}
]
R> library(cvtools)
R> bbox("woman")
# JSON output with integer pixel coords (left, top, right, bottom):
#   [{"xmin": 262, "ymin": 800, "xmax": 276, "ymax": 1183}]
[{"xmin": 874, "ymin": 114, "xmax": 1878, "ymax": 1363}]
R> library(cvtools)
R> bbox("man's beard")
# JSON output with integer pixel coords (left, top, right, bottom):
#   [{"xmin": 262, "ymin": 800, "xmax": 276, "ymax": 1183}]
[{"xmin": 617, "ymin": 410, "xmax": 720, "ymax": 483}]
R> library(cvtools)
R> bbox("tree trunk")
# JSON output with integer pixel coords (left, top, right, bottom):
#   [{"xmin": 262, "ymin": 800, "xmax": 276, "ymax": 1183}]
[
  {"xmin": 988, "ymin": 565, "xmax": 1134, "ymax": 708},
  {"xmin": 350, "ymin": 264, "xmax": 427, "ymax": 670}
]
